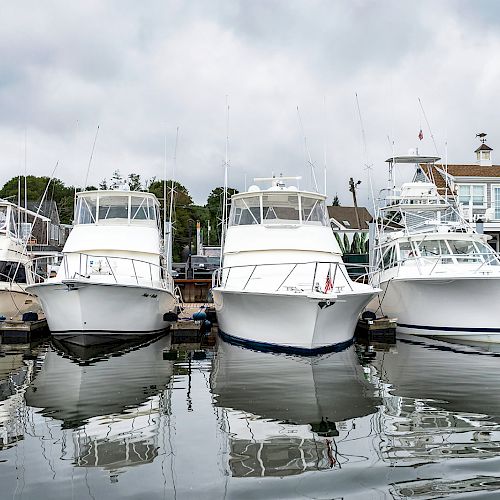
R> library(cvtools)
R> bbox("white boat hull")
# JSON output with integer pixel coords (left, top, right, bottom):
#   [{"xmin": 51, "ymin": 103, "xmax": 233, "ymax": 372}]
[
  {"xmin": 27, "ymin": 280, "xmax": 176, "ymax": 344},
  {"xmin": 0, "ymin": 283, "xmax": 41, "ymax": 320},
  {"xmin": 212, "ymin": 288, "xmax": 375, "ymax": 353},
  {"xmin": 371, "ymin": 276, "xmax": 500, "ymax": 342}
]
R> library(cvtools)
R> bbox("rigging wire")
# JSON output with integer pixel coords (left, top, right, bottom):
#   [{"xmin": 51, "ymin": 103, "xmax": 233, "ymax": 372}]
[{"xmin": 296, "ymin": 105, "xmax": 319, "ymax": 192}]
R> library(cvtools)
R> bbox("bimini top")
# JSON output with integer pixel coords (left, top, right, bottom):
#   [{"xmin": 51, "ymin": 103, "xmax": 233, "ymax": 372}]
[
  {"xmin": 385, "ymin": 155, "xmax": 441, "ymax": 164},
  {"xmin": 229, "ymin": 179, "xmax": 328, "ymax": 227},
  {"xmin": 75, "ymin": 190, "xmax": 160, "ymax": 226}
]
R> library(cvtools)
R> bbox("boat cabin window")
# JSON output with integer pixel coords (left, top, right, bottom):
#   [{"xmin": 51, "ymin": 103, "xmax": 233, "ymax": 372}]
[
  {"xmin": 76, "ymin": 196, "xmax": 97, "ymax": 224},
  {"xmin": 131, "ymin": 196, "xmax": 157, "ymax": 221},
  {"xmin": 301, "ymin": 196, "xmax": 328, "ymax": 226},
  {"xmin": 98, "ymin": 195, "xmax": 129, "ymax": 221},
  {"xmin": 382, "ymin": 245, "xmax": 396, "ymax": 269},
  {"xmin": 262, "ymin": 194, "xmax": 300, "ymax": 224},
  {"xmin": 231, "ymin": 196, "xmax": 261, "ymax": 225},
  {"xmin": 0, "ymin": 261, "xmax": 26, "ymax": 283},
  {"xmin": 399, "ymin": 241, "xmax": 415, "ymax": 260},
  {"xmin": 0, "ymin": 207, "xmax": 7, "ymax": 232}
]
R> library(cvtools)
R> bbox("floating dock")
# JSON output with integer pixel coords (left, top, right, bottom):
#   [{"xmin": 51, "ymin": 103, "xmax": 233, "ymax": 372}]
[
  {"xmin": 356, "ymin": 316, "xmax": 397, "ymax": 343},
  {"xmin": 0, "ymin": 318, "xmax": 49, "ymax": 343}
]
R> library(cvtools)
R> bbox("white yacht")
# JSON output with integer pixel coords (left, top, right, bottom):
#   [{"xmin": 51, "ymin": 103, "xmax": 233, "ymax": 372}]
[
  {"xmin": 369, "ymin": 155, "xmax": 500, "ymax": 342},
  {"xmin": 27, "ymin": 189, "xmax": 177, "ymax": 344},
  {"xmin": 211, "ymin": 176, "xmax": 379, "ymax": 354},
  {"xmin": 0, "ymin": 199, "xmax": 44, "ymax": 319}
]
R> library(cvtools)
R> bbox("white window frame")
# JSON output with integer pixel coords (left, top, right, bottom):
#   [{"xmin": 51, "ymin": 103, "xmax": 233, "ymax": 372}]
[
  {"xmin": 491, "ymin": 185, "xmax": 500, "ymax": 220},
  {"xmin": 457, "ymin": 183, "xmax": 487, "ymax": 209}
]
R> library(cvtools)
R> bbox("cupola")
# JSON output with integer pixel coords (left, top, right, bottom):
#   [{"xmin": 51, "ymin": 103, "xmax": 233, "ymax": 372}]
[{"xmin": 475, "ymin": 133, "xmax": 493, "ymax": 166}]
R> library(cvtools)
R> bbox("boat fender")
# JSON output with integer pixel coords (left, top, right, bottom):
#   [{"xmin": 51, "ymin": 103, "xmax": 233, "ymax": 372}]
[
  {"xmin": 193, "ymin": 311, "xmax": 207, "ymax": 321},
  {"xmin": 163, "ymin": 312, "xmax": 178, "ymax": 322},
  {"xmin": 361, "ymin": 310, "xmax": 376, "ymax": 321}
]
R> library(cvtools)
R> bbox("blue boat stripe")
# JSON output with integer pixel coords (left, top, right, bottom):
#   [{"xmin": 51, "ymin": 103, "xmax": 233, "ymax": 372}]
[
  {"xmin": 398, "ymin": 323, "xmax": 500, "ymax": 333},
  {"xmin": 218, "ymin": 329, "xmax": 353, "ymax": 356}
]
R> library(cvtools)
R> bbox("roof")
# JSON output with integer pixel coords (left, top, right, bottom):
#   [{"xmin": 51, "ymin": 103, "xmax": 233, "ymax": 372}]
[
  {"xmin": 475, "ymin": 143, "xmax": 493, "ymax": 153},
  {"xmin": 327, "ymin": 206, "xmax": 373, "ymax": 230},
  {"xmin": 436, "ymin": 164, "xmax": 500, "ymax": 178}
]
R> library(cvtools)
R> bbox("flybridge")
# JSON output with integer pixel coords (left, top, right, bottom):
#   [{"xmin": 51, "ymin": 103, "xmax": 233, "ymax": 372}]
[{"xmin": 229, "ymin": 176, "xmax": 328, "ymax": 227}]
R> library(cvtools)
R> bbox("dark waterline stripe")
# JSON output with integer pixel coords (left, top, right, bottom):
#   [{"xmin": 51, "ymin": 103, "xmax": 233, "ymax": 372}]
[
  {"xmin": 398, "ymin": 323, "xmax": 500, "ymax": 334},
  {"xmin": 218, "ymin": 329, "xmax": 353, "ymax": 356}
]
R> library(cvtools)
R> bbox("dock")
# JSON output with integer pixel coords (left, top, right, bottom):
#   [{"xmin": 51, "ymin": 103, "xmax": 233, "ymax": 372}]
[
  {"xmin": 164, "ymin": 302, "xmax": 217, "ymax": 360},
  {"xmin": 0, "ymin": 318, "xmax": 49, "ymax": 343},
  {"xmin": 356, "ymin": 316, "xmax": 397, "ymax": 343}
]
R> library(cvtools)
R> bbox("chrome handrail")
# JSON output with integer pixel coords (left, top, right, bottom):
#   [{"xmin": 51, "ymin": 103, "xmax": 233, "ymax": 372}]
[
  {"xmin": 212, "ymin": 260, "xmax": 365, "ymax": 294},
  {"xmin": 44, "ymin": 252, "xmax": 175, "ymax": 291}
]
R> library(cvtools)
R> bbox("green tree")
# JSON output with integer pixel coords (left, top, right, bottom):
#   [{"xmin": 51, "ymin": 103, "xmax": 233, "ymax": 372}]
[
  {"xmin": 127, "ymin": 173, "xmax": 142, "ymax": 191},
  {"xmin": 0, "ymin": 176, "xmax": 76, "ymax": 224},
  {"xmin": 205, "ymin": 186, "xmax": 238, "ymax": 245},
  {"xmin": 331, "ymin": 194, "xmax": 340, "ymax": 206}
]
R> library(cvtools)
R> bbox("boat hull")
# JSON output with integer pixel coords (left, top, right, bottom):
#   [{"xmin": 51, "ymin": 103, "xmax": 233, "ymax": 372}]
[
  {"xmin": 27, "ymin": 280, "xmax": 176, "ymax": 345},
  {"xmin": 371, "ymin": 276, "xmax": 500, "ymax": 342},
  {"xmin": 212, "ymin": 288, "xmax": 375, "ymax": 353},
  {"xmin": 0, "ymin": 283, "xmax": 41, "ymax": 319}
]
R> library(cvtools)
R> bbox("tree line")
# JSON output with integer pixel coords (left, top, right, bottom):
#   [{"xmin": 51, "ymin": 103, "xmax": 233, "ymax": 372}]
[{"xmin": 0, "ymin": 171, "xmax": 237, "ymax": 261}]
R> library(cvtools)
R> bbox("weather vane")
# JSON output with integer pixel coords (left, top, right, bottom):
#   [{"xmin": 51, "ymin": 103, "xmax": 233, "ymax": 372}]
[{"xmin": 476, "ymin": 132, "xmax": 487, "ymax": 144}]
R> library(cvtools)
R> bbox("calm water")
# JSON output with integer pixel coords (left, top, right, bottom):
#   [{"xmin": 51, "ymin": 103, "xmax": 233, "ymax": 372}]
[{"xmin": 2, "ymin": 333, "xmax": 500, "ymax": 499}]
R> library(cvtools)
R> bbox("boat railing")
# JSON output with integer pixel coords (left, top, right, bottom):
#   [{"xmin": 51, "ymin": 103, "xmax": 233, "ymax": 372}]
[
  {"xmin": 51, "ymin": 252, "xmax": 174, "ymax": 291},
  {"xmin": 371, "ymin": 251, "xmax": 500, "ymax": 281},
  {"xmin": 212, "ymin": 261, "xmax": 370, "ymax": 294}
]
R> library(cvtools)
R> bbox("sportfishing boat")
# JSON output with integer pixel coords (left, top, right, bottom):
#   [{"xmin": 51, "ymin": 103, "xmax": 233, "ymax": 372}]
[
  {"xmin": 211, "ymin": 176, "xmax": 379, "ymax": 353},
  {"xmin": 0, "ymin": 199, "xmax": 44, "ymax": 319},
  {"xmin": 27, "ymin": 189, "xmax": 177, "ymax": 345},
  {"xmin": 369, "ymin": 155, "xmax": 500, "ymax": 342}
]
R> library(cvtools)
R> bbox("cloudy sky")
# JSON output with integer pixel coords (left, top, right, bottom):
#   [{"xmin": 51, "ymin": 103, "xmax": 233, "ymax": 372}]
[{"xmin": 1, "ymin": 0, "xmax": 499, "ymax": 206}]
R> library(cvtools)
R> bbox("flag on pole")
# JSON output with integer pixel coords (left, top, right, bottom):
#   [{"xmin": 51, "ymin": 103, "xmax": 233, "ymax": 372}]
[
  {"xmin": 324, "ymin": 267, "xmax": 333, "ymax": 293},
  {"xmin": 418, "ymin": 129, "xmax": 424, "ymax": 141}
]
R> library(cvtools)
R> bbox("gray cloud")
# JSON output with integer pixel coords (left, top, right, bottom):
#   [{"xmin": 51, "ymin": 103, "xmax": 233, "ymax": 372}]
[{"xmin": 0, "ymin": 0, "xmax": 499, "ymax": 206}]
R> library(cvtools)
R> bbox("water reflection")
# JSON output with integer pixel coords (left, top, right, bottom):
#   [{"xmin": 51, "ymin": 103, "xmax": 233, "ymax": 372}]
[
  {"xmin": 1, "ymin": 330, "xmax": 500, "ymax": 498},
  {"xmin": 24, "ymin": 335, "xmax": 173, "ymax": 471},
  {"xmin": 211, "ymin": 340, "xmax": 381, "ymax": 477}
]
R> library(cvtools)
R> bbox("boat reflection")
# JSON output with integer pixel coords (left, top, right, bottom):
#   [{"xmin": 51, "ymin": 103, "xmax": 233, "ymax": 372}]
[
  {"xmin": 365, "ymin": 333, "xmax": 500, "ymax": 469},
  {"xmin": 211, "ymin": 339, "xmax": 380, "ymax": 477},
  {"xmin": 24, "ymin": 334, "xmax": 173, "ymax": 470}
]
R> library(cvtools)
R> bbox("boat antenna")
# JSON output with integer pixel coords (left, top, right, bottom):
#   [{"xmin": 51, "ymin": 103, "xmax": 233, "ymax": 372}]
[
  {"xmin": 355, "ymin": 93, "xmax": 377, "ymax": 219},
  {"xmin": 83, "ymin": 125, "xmax": 100, "ymax": 191},
  {"xmin": 296, "ymin": 105, "xmax": 319, "ymax": 192},
  {"xmin": 166, "ymin": 127, "xmax": 179, "ymax": 273},
  {"xmin": 418, "ymin": 97, "xmax": 439, "ymax": 155},
  {"xmin": 220, "ymin": 96, "xmax": 230, "ymax": 267},
  {"xmin": 323, "ymin": 96, "xmax": 328, "ymax": 196},
  {"xmin": 24, "ymin": 128, "xmax": 28, "ymax": 226}
]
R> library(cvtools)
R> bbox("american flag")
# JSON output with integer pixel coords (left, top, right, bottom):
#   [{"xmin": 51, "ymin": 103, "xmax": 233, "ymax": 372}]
[{"xmin": 324, "ymin": 267, "xmax": 333, "ymax": 293}]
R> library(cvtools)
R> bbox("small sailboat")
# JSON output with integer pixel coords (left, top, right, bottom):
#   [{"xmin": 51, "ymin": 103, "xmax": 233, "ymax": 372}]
[
  {"xmin": 212, "ymin": 176, "xmax": 379, "ymax": 353},
  {"xmin": 27, "ymin": 188, "xmax": 177, "ymax": 345},
  {"xmin": 369, "ymin": 154, "xmax": 500, "ymax": 342}
]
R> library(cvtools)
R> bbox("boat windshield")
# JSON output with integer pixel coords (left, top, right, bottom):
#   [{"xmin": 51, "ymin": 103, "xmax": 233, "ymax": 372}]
[
  {"xmin": 76, "ymin": 194, "xmax": 158, "ymax": 225},
  {"xmin": 76, "ymin": 195, "xmax": 98, "ymax": 224},
  {"xmin": 400, "ymin": 239, "xmax": 499, "ymax": 265},
  {"xmin": 130, "ymin": 195, "xmax": 157, "ymax": 221},
  {"xmin": 262, "ymin": 194, "xmax": 300, "ymax": 224},
  {"xmin": 229, "ymin": 193, "xmax": 327, "ymax": 227}
]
